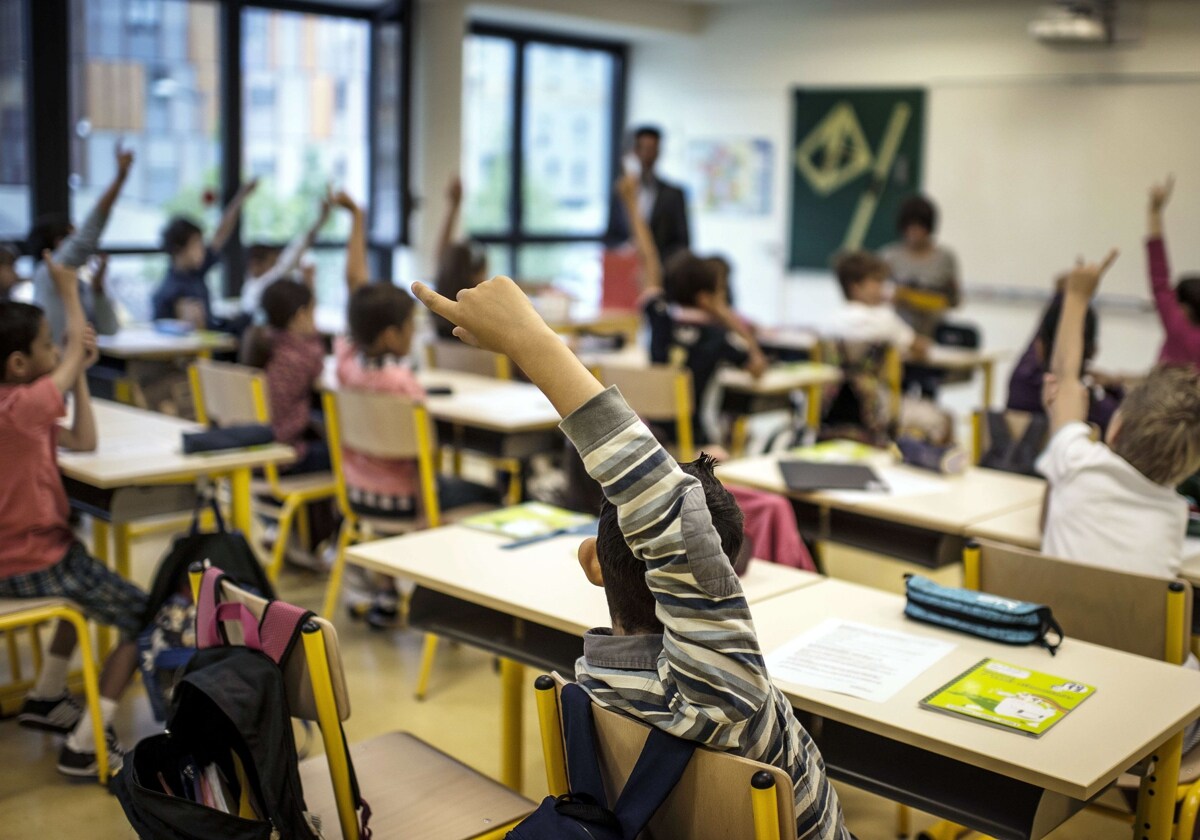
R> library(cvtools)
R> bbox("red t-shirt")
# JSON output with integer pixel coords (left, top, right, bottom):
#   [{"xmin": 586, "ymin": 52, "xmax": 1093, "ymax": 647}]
[
  {"xmin": 264, "ymin": 330, "xmax": 326, "ymax": 459},
  {"xmin": 0, "ymin": 377, "xmax": 74, "ymax": 577}
]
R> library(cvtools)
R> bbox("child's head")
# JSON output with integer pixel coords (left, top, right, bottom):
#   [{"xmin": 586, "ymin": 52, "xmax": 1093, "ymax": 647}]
[
  {"xmin": 28, "ymin": 214, "xmax": 74, "ymax": 257},
  {"xmin": 1177, "ymin": 275, "xmax": 1200, "ymax": 326},
  {"xmin": 576, "ymin": 454, "xmax": 744, "ymax": 634},
  {"xmin": 897, "ymin": 195, "xmax": 938, "ymax": 249},
  {"xmin": 347, "ymin": 283, "xmax": 416, "ymax": 356},
  {"xmin": 246, "ymin": 243, "xmax": 283, "ymax": 279},
  {"xmin": 704, "ymin": 254, "xmax": 734, "ymax": 306},
  {"xmin": 0, "ymin": 302, "xmax": 56, "ymax": 384},
  {"xmin": 161, "ymin": 217, "xmax": 206, "ymax": 269},
  {"xmin": 1035, "ymin": 294, "xmax": 1097, "ymax": 368},
  {"xmin": 435, "ymin": 241, "xmax": 488, "ymax": 299},
  {"xmin": 0, "ymin": 245, "xmax": 19, "ymax": 294},
  {"xmin": 664, "ymin": 250, "xmax": 724, "ymax": 310},
  {"xmin": 1107, "ymin": 366, "xmax": 1200, "ymax": 486},
  {"xmin": 834, "ymin": 250, "xmax": 889, "ymax": 306},
  {"xmin": 261, "ymin": 279, "xmax": 315, "ymax": 333}
]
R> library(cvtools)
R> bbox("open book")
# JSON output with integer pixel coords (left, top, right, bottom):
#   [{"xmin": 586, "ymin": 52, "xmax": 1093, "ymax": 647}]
[{"xmin": 460, "ymin": 502, "xmax": 596, "ymax": 542}]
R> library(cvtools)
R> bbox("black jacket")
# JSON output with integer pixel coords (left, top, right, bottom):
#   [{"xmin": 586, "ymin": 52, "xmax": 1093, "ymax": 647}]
[{"xmin": 604, "ymin": 175, "xmax": 690, "ymax": 261}]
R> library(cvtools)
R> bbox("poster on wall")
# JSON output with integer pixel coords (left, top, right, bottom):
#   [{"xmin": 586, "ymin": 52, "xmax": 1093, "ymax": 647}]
[
  {"xmin": 687, "ymin": 137, "xmax": 773, "ymax": 216},
  {"xmin": 788, "ymin": 88, "xmax": 924, "ymax": 269}
]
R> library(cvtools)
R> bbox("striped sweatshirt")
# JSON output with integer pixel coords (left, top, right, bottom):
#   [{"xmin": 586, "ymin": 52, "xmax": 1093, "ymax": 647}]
[{"xmin": 561, "ymin": 386, "xmax": 850, "ymax": 840}]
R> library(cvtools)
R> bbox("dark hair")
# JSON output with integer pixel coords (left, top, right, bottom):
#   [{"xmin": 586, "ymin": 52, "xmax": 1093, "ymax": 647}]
[
  {"xmin": 0, "ymin": 243, "xmax": 17, "ymax": 265},
  {"xmin": 246, "ymin": 243, "xmax": 281, "ymax": 270},
  {"xmin": 1177, "ymin": 275, "xmax": 1200, "ymax": 326},
  {"xmin": 834, "ymin": 250, "xmax": 888, "ymax": 298},
  {"xmin": 664, "ymin": 250, "xmax": 721, "ymax": 307},
  {"xmin": 432, "ymin": 241, "xmax": 487, "ymax": 339},
  {"xmin": 28, "ymin": 213, "xmax": 73, "ymax": 257},
  {"xmin": 896, "ymin": 195, "xmax": 938, "ymax": 235},
  {"xmin": 348, "ymin": 283, "xmax": 415, "ymax": 350},
  {"xmin": 260, "ymin": 279, "xmax": 313, "ymax": 330},
  {"xmin": 161, "ymin": 217, "xmax": 204, "ymax": 257},
  {"xmin": 1036, "ymin": 294, "xmax": 1097, "ymax": 365},
  {"xmin": 0, "ymin": 301, "xmax": 45, "ymax": 376},
  {"xmin": 239, "ymin": 324, "xmax": 273, "ymax": 369},
  {"xmin": 633, "ymin": 125, "xmax": 662, "ymax": 144},
  {"xmin": 595, "ymin": 454, "xmax": 744, "ymax": 634}
]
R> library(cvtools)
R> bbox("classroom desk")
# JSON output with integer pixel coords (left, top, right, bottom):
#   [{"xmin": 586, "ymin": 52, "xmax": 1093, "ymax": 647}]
[
  {"xmin": 59, "ymin": 400, "xmax": 294, "ymax": 575},
  {"xmin": 718, "ymin": 363, "xmax": 843, "ymax": 453},
  {"xmin": 346, "ymin": 525, "xmax": 821, "ymax": 790},
  {"xmin": 718, "ymin": 452, "xmax": 1046, "ymax": 568},
  {"xmin": 752, "ymin": 578, "xmax": 1200, "ymax": 839},
  {"xmin": 546, "ymin": 308, "xmax": 642, "ymax": 343},
  {"xmin": 96, "ymin": 327, "xmax": 237, "ymax": 361},
  {"xmin": 915, "ymin": 345, "xmax": 1009, "ymax": 408}
]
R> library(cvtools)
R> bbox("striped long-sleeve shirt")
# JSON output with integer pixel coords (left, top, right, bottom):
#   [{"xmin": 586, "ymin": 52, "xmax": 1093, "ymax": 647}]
[{"xmin": 560, "ymin": 386, "xmax": 850, "ymax": 840}]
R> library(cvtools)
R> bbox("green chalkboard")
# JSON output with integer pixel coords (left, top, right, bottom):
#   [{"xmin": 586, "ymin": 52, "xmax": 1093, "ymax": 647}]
[{"xmin": 788, "ymin": 88, "xmax": 925, "ymax": 269}]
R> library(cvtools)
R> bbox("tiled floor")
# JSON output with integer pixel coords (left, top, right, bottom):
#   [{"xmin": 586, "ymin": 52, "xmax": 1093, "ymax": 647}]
[{"xmin": 0, "ymin": 527, "xmax": 1140, "ymax": 839}]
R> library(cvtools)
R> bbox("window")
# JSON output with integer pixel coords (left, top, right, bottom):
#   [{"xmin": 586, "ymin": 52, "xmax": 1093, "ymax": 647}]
[
  {"xmin": 462, "ymin": 26, "xmax": 624, "ymax": 307},
  {"xmin": 69, "ymin": 0, "xmax": 222, "ymax": 249},
  {"xmin": 0, "ymin": 0, "xmax": 29, "ymax": 238}
]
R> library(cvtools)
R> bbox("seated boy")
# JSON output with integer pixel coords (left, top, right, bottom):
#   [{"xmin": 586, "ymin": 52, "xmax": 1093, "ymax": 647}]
[
  {"xmin": 411, "ymin": 275, "xmax": 851, "ymax": 840},
  {"xmin": 829, "ymin": 250, "xmax": 928, "ymax": 357},
  {"xmin": 1039, "ymin": 249, "xmax": 1200, "ymax": 579},
  {"xmin": 152, "ymin": 178, "xmax": 258, "ymax": 331},
  {"xmin": 0, "ymin": 254, "xmax": 147, "ymax": 777},
  {"xmin": 240, "ymin": 194, "xmax": 331, "ymax": 317}
]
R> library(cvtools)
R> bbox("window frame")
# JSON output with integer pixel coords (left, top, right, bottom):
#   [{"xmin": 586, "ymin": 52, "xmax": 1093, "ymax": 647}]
[{"xmin": 464, "ymin": 21, "xmax": 628, "ymax": 276}]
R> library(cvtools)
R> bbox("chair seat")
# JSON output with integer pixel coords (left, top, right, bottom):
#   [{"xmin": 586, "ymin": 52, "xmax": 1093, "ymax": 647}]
[
  {"xmin": 298, "ymin": 731, "xmax": 534, "ymax": 840},
  {"xmin": 0, "ymin": 597, "xmax": 73, "ymax": 620},
  {"xmin": 253, "ymin": 471, "xmax": 338, "ymax": 499}
]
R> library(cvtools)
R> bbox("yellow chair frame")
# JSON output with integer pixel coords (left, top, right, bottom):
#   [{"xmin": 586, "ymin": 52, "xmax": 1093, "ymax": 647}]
[
  {"xmin": 189, "ymin": 361, "xmax": 337, "ymax": 581},
  {"xmin": 592, "ymin": 363, "xmax": 695, "ymax": 462}
]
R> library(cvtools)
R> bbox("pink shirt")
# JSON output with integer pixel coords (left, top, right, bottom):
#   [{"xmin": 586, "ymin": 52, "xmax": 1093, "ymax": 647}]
[
  {"xmin": 0, "ymin": 377, "xmax": 75, "ymax": 577},
  {"xmin": 1148, "ymin": 236, "xmax": 1200, "ymax": 369},
  {"xmin": 333, "ymin": 337, "xmax": 426, "ymax": 499},
  {"xmin": 264, "ymin": 330, "xmax": 325, "ymax": 458}
]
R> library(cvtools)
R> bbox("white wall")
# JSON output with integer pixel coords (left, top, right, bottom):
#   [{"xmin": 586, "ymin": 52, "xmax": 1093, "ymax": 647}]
[{"xmin": 628, "ymin": 0, "xmax": 1200, "ymax": 377}]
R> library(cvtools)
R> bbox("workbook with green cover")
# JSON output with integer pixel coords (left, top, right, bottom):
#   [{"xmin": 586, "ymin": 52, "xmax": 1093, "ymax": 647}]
[
  {"xmin": 460, "ymin": 502, "xmax": 595, "ymax": 541},
  {"xmin": 920, "ymin": 658, "xmax": 1095, "ymax": 737}
]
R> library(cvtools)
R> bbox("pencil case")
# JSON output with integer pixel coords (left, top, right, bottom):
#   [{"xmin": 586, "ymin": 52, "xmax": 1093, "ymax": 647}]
[
  {"xmin": 904, "ymin": 574, "xmax": 1064, "ymax": 655},
  {"xmin": 182, "ymin": 425, "xmax": 275, "ymax": 454}
]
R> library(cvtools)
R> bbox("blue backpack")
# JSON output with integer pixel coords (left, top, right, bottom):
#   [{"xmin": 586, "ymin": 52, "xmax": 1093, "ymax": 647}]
[{"xmin": 508, "ymin": 684, "xmax": 695, "ymax": 839}]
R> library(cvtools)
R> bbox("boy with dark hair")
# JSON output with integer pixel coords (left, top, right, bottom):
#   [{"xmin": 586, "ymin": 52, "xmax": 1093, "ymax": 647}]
[
  {"xmin": 152, "ymin": 178, "xmax": 259, "ymax": 329},
  {"xmin": 1, "ymin": 254, "xmax": 147, "ymax": 777},
  {"xmin": 411, "ymin": 274, "xmax": 850, "ymax": 840},
  {"xmin": 1146, "ymin": 177, "xmax": 1200, "ymax": 369},
  {"xmin": 880, "ymin": 194, "xmax": 960, "ymax": 338},
  {"xmin": 30, "ymin": 143, "xmax": 132, "ymax": 342},
  {"xmin": 830, "ymin": 250, "xmax": 927, "ymax": 357}
]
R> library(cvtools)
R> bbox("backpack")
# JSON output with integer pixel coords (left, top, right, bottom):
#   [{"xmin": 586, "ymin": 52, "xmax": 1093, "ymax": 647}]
[
  {"xmin": 116, "ymin": 568, "xmax": 370, "ymax": 840},
  {"xmin": 507, "ymin": 684, "xmax": 695, "ymax": 840}
]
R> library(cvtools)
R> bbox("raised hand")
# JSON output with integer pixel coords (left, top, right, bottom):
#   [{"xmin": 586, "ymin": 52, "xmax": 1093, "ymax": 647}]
[
  {"xmin": 82, "ymin": 324, "xmax": 100, "ymax": 369},
  {"xmin": 447, "ymin": 175, "xmax": 463, "ymax": 206},
  {"xmin": 411, "ymin": 276, "xmax": 549, "ymax": 355},
  {"xmin": 115, "ymin": 142, "xmax": 135, "ymax": 178},
  {"xmin": 616, "ymin": 173, "xmax": 639, "ymax": 208},
  {"xmin": 1149, "ymin": 176, "xmax": 1174, "ymax": 215},
  {"xmin": 43, "ymin": 250, "xmax": 80, "ymax": 303},
  {"xmin": 1064, "ymin": 249, "xmax": 1119, "ymax": 300},
  {"xmin": 329, "ymin": 189, "xmax": 358, "ymax": 212}
]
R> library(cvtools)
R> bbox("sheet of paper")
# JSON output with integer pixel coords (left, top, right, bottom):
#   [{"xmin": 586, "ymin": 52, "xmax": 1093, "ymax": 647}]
[
  {"xmin": 822, "ymin": 466, "xmax": 947, "ymax": 503},
  {"xmin": 767, "ymin": 619, "xmax": 955, "ymax": 703}
]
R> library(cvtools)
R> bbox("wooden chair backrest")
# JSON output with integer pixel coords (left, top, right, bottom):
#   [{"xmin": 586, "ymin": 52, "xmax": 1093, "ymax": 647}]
[
  {"xmin": 330, "ymin": 389, "xmax": 431, "ymax": 460},
  {"xmin": 553, "ymin": 676, "xmax": 794, "ymax": 840},
  {"xmin": 425, "ymin": 340, "xmax": 510, "ymax": 379},
  {"xmin": 192, "ymin": 359, "xmax": 267, "ymax": 426},
  {"xmin": 594, "ymin": 363, "xmax": 693, "ymax": 423},
  {"xmin": 975, "ymin": 539, "xmax": 1192, "ymax": 662}
]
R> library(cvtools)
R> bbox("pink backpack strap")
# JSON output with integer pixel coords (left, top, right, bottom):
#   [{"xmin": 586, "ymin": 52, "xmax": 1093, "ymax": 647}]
[
  {"xmin": 195, "ymin": 567, "xmax": 226, "ymax": 649},
  {"xmin": 258, "ymin": 600, "xmax": 313, "ymax": 665}
]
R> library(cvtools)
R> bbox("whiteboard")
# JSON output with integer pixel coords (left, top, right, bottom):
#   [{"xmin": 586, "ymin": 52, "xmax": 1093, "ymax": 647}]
[{"xmin": 926, "ymin": 79, "xmax": 1200, "ymax": 300}]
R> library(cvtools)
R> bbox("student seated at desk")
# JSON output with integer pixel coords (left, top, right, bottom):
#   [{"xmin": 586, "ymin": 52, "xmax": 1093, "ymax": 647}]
[
  {"xmin": 829, "ymin": 251, "xmax": 928, "ymax": 357},
  {"xmin": 29, "ymin": 143, "xmax": 132, "ymax": 343},
  {"xmin": 0, "ymin": 256, "xmax": 147, "ymax": 778},
  {"xmin": 1147, "ymin": 176, "xmax": 1200, "ymax": 370},
  {"xmin": 152, "ymin": 178, "xmax": 258, "ymax": 332},
  {"xmin": 239, "ymin": 194, "xmax": 331, "ymax": 317},
  {"xmin": 410, "ymin": 275, "xmax": 851, "ymax": 840}
]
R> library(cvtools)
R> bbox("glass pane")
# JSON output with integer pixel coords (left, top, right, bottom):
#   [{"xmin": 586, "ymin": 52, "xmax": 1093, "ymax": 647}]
[
  {"xmin": 371, "ymin": 22, "xmax": 403, "ymax": 244},
  {"xmin": 517, "ymin": 243, "xmax": 603, "ymax": 311},
  {"xmin": 101, "ymin": 252, "xmax": 171, "ymax": 324},
  {"xmin": 461, "ymin": 35, "xmax": 515, "ymax": 234},
  {"xmin": 69, "ymin": 0, "xmax": 221, "ymax": 246},
  {"xmin": 521, "ymin": 43, "xmax": 614, "ymax": 235},
  {"xmin": 0, "ymin": 0, "xmax": 29, "ymax": 237},
  {"xmin": 309, "ymin": 246, "xmax": 348, "ymax": 327},
  {"xmin": 241, "ymin": 9, "xmax": 369, "ymax": 243}
]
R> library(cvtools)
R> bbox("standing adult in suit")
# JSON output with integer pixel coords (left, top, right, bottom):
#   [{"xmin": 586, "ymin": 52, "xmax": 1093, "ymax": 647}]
[{"xmin": 604, "ymin": 126, "xmax": 690, "ymax": 262}]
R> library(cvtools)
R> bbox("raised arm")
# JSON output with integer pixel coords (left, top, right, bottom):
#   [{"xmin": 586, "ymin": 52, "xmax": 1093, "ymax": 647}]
[
  {"xmin": 1046, "ymin": 250, "xmax": 1117, "ymax": 432},
  {"xmin": 1144, "ymin": 177, "xmax": 1193, "ymax": 338},
  {"xmin": 616, "ymin": 174, "xmax": 662, "ymax": 293},
  {"xmin": 45, "ymin": 253, "xmax": 90, "ymax": 395},
  {"xmin": 210, "ymin": 178, "xmax": 259, "ymax": 253},
  {"xmin": 272, "ymin": 196, "xmax": 332, "ymax": 281},
  {"xmin": 332, "ymin": 190, "xmax": 369, "ymax": 293},
  {"xmin": 437, "ymin": 176, "xmax": 463, "ymax": 260},
  {"xmin": 56, "ymin": 144, "xmax": 134, "ymax": 267}
]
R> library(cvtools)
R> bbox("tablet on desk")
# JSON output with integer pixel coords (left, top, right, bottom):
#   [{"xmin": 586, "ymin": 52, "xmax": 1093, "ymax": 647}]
[
  {"xmin": 778, "ymin": 460, "xmax": 888, "ymax": 492},
  {"xmin": 425, "ymin": 386, "xmax": 454, "ymax": 396}
]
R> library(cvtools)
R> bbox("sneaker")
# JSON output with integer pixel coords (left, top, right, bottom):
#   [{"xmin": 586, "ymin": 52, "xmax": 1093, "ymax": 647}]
[
  {"xmin": 366, "ymin": 603, "xmax": 402, "ymax": 631},
  {"xmin": 57, "ymin": 727, "xmax": 125, "ymax": 779},
  {"xmin": 18, "ymin": 693, "xmax": 83, "ymax": 735}
]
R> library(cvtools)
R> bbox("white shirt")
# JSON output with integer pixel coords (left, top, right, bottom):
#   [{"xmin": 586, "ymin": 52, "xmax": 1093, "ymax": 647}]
[
  {"xmin": 828, "ymin": 301, "xmax": 916, "ymax": 351},
  {"xmin": 239, "ymin": 232, "xmax": 310, "ymax": 315},
  {"xmin": 1037, "ymin": 422, "xmax": 1188, "ymax": 578}
]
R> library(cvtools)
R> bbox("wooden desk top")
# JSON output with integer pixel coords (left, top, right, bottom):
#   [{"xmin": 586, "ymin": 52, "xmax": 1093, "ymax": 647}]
[
  {"xmin": 916, "ymin": 346, "xmax": 1009, "ymax": 372},
  {"xmin": 97, "ymin": 327, "xmax": 237, "ymax": 360},
  {"xmin": 718, "ymin": 362, "xmax": 842, "ymax": 396},
  {"xmin": 346, "ymin": 525, "xmax": 823, "ymax": 637},
  {"xmin": 547, "ymin": 308, "xmax": 642, "ymax": 335},
  {"xmin": 753, "ymin": 578, "xmax": 1200, "ymax": 800},
  {"xmin": 719, "ymin": 453, "xmax": 1046, "ymax": 535},
  {"xmin": 58, "ymin": 400, "xmax": 294, "ymax": 489}
]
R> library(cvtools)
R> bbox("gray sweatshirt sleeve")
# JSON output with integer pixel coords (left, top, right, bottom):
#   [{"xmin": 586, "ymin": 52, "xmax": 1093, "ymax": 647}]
[{"xmin": 53, "ymin": 201, "xmax": 111, "ymax": 268}]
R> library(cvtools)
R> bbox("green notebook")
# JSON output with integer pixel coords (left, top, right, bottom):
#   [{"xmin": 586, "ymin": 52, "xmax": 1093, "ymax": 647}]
[
  {"xmin": 920, "ymin": 658, "xmax": 1095, "ymax": 738},
  {"xmin": 788, "ymin": 439, "xmax": 883, "ymax": 463},
  {"xmin": 460, "ymin": 502, "xmax": 595, "ymax": 541}
]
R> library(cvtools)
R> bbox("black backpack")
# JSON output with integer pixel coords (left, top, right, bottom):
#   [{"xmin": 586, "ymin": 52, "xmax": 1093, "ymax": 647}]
[{"xmin": 507, "ymin": 684, "xmax": 695, "ymax": 840}]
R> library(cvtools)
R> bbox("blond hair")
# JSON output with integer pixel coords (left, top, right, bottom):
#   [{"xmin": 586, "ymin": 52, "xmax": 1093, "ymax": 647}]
[{"xmin": 1112, "ymin": 366, "xmax": 1200, "ymax": 486}]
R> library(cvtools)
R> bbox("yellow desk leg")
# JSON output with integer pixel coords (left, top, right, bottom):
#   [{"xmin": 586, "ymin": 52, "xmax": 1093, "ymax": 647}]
[
  {"xmin": 500, "ymin": 657, "xmax": 525, "ymax": 791},
  {"xmin": 805, "ymin": 384, "xmax": 822, "ymax": 430},
  {"xmin": 93, "ymin": 520, "xmax": 112, "ymax": 659},
  {"xmin": 1134, "ymin": 730, "xmax": 1184, "ymax": 840},
  {"xmin": 981, "ymin": 361, "xmax": 994, "ymax": 409},
  {"xmin": 115, "ymin": 523, "xmax": 132, "ymax": 580},
  {"xmin": 229, "ymin": 468, "xmax": 253, "ymax": 536},
  {"xmin": 113, "ymin": 378, "xmax": 134, "ymax": 406},
  {"xmin": 730, "ymin": 416, "xmax": 750, "ymax": 458}
]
